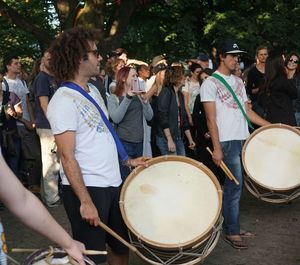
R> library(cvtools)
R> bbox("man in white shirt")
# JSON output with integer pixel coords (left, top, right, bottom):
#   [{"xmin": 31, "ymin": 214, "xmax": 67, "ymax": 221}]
[
  {"xmin": 200, "ymin": 40, "xmax": 269, "ymax": 250},
  {"xmin": 2, "ymin": 55, "xmax": 41, "ymax": 189},
  {"xmin": 47, "ymin": 27, "xmax": 146, "ymax": 265}
]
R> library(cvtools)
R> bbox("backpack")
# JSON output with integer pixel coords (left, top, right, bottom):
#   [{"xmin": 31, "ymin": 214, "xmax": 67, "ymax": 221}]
[{"xmin": 0, "ymin": 79, "xmax": 19, "ymax": 155}]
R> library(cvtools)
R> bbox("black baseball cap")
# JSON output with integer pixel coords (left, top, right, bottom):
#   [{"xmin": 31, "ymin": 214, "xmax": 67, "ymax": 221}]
[{"xmin": 218, "ymin": 40, "xmax": 246, "ymax": 54}]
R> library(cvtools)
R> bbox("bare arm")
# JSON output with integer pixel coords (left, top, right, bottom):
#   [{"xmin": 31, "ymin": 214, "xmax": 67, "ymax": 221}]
[
  {"xmin": 54, "ymin": 131, "xmax": 100, "ymax": 227},
  {"xmin": 39, "ymin": 96, "xmax": 49, "ymax": 117},
  {"xmin": 163, "ymin": 128, "xmax": 176, "ymax": 153},
  {"xmin": 245, "ymin": 102, "xmax": 270, "ymax": 126},
  {"xmin": 183, "ymin": 91, "xmax": 193, "ymax": 125},
  {"xmin": 184, "ymin": 129, "xmax": 196, "ymax": 150},
  {"xmin": 0, "ymin": 153, "xmax": 86, "ymax": 265},
  {"xmin": 143, "ymin": 83, "xmax": 157, "ymax": 101},
  {"xmin": 127, "ymin": 59, "xmax": 148, "ymax": 66},
  {"xmin": 203, "ymin": 101, "xmax": 223, "ymax": 166}
]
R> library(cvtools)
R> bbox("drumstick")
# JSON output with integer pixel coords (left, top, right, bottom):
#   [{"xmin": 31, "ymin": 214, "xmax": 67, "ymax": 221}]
[
  {"xmin": 206, "ymin": 147, "xmax": 240, "ymax": 185},
  {"xmin": 11, "ymin": 248, "xmax": 107, "ymax": 255},
  {"xmin": 98, "ymin": 221, "xmax": 138, "ymax": 253}
]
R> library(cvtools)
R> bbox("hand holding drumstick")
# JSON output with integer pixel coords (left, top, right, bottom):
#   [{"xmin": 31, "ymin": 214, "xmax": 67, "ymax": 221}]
[{"xmin": 206, "ymin": 147, "xmax": 239, "ymax": 185}]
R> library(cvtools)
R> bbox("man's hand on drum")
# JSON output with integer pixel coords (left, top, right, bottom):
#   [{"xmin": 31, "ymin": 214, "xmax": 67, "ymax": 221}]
[
  {"xmin": 212, "ymin": 148, "xmax": 224, "ymax": 167},
  {"xmin": 64, "ymin": 239, "xmax": 86, "ymax": 265},
  {"xmin": 128, "ymin": 157, "xmax": 150, "ymax": 168},
  {"xmin": 80, "ymin": 200, "xmax": 100, "ymax": 227}
]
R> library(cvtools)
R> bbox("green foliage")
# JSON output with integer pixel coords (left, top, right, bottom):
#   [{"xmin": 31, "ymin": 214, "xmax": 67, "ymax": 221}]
[
  {"xmin": 0, "ymin": 0, "xmax": 300, "ymax": 71},
  {"xmin": 203, "ymin": 0, "xmax": 300, "ymax": 59},
  {"xmin": 122, "ymin": 0, "xmax": 204, "ymax": 63},
  {"xmin": 0, "ymin": 0, "xmax": 57, "ymax": 59}
]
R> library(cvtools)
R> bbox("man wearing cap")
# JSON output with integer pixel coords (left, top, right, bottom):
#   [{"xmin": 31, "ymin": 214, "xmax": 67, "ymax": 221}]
[
  {"xmin": 146, "ymin": 54, "xmax": 167, "ymax": 91},
  {"xmin": 200, "ymin": 40, "xmax": 269, "ymax": 249},
  {"xmin": 197, "ymin": 53, "xmax": 210, "ymax": 69}
]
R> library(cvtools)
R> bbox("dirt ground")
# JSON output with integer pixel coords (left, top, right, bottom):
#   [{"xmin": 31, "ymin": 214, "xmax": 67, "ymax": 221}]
[{"xmin": 1, "ymin": 188, "xmax": 300, "ymax": 265}]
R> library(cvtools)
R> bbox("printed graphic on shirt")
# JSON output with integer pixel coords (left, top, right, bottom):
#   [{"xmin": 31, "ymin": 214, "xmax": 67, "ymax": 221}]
[
  {"xmin": 74, "ymin": 99, "xmax": 110, "ymax": 135},
  {"xmin": 211, "ymin": 77, "xmax": 245, "ymax": 109}
]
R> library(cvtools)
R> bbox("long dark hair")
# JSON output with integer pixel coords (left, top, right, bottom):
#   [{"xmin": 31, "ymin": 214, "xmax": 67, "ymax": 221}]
[{"xmin": 262, "ymin": 54, "xmax": 286, "ymax": 96}]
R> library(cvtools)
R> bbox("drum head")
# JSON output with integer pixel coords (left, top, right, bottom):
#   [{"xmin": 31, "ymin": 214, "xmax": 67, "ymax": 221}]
[
  {"xmin": 243, "ymin": 124, "xmax": 300, "ymax": 191},
  {"xmin": 120, "ymin": 156, "xmax": 222, "ymax": 249}
]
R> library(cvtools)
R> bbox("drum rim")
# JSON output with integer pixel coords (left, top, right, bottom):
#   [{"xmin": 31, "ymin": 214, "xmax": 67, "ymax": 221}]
[
  {"xmin": 119, "ymin": 155, "xmax": 223, "ymax": 249},
  {"xmin": 242, "ymin": 123, "xmax": 300, "ymax": 191}
]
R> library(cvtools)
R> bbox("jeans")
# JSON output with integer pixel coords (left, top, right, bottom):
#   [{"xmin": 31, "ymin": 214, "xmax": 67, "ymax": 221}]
[
  {"xmin": 119, "ymin": 139, "xmax": 143, "ymax": 181},
  {"xmin": 156, "ymin": 135, "xmax": 186, "ymax": 156},
  {"xmin": 36, "ymin": 128, "xmax": 60, "ymax": 205},
  {"xmin": 221, "ymin": 140, "xmax": 244, "ymax": 235}
]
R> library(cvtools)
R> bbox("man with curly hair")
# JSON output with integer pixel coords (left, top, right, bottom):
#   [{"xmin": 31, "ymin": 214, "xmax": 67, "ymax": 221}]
[{"xmin": 47, "ymin": 27, "xmax": 146, "ymax": 265}]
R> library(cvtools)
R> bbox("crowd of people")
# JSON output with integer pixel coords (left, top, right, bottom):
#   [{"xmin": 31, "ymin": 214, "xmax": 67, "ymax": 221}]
[{"xmin": 0, "ymin": 26, "xmax": 299, "ymax": 264}]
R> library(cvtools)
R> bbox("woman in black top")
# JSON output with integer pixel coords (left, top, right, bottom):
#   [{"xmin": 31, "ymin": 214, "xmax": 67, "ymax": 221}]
[
  {"xmin": 260, "ymin": 54, "xmax": 297, "ymax": 126},
  {"xmin": 155, "ymin": 66, "xmax": 195, "ymax": 156},
  {"xmin": 285, "ymin": 52, "xmax": 300, "ymax": 126}
]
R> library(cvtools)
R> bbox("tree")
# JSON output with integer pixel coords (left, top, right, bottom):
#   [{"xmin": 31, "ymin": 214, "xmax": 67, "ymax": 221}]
[
  {"xmin": 0, "ymin": 0, "xmax": 299, "ymax": 69},
  {"xmin": 0, "ymin": 0, "xmax": 156, "ymax": 60},
  {"xmin": 203, "ymin": 0, "xmax": 300, "ymax": 58}
]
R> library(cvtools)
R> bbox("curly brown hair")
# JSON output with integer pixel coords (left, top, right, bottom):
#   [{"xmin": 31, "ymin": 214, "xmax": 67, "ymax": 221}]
[{"xmin": 48, "ymin": 27, "xmax": 99, "ymax": 82}]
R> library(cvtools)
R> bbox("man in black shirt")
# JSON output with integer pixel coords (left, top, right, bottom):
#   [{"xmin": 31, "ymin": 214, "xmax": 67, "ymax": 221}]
[{"xmin": 246, "ymin": 46, "xmax": 268, "ymax": 116}]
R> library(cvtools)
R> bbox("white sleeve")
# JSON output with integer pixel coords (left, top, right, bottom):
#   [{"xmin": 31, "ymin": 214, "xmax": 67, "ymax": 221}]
[
  {"xmin": 182, "ymin": 80, "xmax": 189, "ymax": 93},
  {"xmin": 47, "ymin": 92, "xmax": 78, "ymax": 135},
  {"xmin": 200, "ymin": 78, "xmax": 217, "ymax": 102}
]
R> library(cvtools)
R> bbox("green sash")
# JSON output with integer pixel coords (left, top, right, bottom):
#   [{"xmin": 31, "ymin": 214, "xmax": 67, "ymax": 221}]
[{"xmin": 212, "ymin": 73, "xmax": 254, "ymax": 130}]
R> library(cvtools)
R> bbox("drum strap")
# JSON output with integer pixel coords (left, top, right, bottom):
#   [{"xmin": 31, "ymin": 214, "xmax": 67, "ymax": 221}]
[
  {"xmin": 212, "ymin": 73, "xmax": 254, "ymax": 130},
  {"xmin": 62, "ymin": 82, "xmax": 129, "ymax": 162}
]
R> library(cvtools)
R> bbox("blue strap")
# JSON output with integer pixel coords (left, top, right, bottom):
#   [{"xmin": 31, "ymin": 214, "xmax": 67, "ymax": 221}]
[{"xmin": 62, "ymin": 82, "xmax": 129, "ymax": 162}]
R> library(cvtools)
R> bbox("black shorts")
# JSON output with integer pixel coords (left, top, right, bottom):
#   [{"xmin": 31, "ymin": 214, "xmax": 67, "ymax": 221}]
[{"xmin": 62, "ymin": 185, "xmax": 129, "ymax": 264}]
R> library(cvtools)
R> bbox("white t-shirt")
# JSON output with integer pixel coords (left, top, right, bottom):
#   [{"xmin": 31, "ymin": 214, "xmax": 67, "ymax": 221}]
[
  {"xmin": 146, "ymin": 75, "xmax": 156, "ymax": 92},
  {"xmin": 138, "ymin": 77, "xmax": 147, "ymax": 92},
  {"xmin": 200, "ymin": 71, "xmax": 249, "ymax": 142},
  {"xmin": 2, "ymin": 77, "xmax": 30, "ymax": 125},
  {"xmin": 182, "ymin": 79, "xmax": 201, "ymax": 113},
  {"xmin": 47, "ymin": 83, "xmax": 122, "ymax": 187}
]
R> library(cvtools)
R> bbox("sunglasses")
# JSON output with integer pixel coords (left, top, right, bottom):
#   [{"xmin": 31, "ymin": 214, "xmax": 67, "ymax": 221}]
[
  {"xmin": 88, "ymin": 49, "xmax": 100, "ymax": 57},
  {"xmin": 289, "ymin": 59, "xmax": 299, "ymax": 64}
]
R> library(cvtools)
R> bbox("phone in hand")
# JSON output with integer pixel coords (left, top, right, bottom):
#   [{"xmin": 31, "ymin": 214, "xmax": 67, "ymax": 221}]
[{"xmin": 131, "ymin": 78, "xmax": 145, "ymax": 94}]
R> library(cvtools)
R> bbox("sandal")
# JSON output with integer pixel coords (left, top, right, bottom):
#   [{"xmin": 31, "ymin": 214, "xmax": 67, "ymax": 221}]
[
  {"xmin": 223, "ymin": 236, "xmax": 248, "ymax": 250},
  {"xmin": 240, "ymin": 230, "xmax": 256, "ymax": 238}
]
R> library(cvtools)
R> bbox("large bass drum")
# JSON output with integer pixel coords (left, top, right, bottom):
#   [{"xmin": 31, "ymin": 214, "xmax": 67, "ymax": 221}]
[
  {"xmin": 120, "ymin": 156, "xmax": 223, "ymax": 265},
  {"xmin": 242, "ymin": 124, "xmax": 300, "ymax": 203}
]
